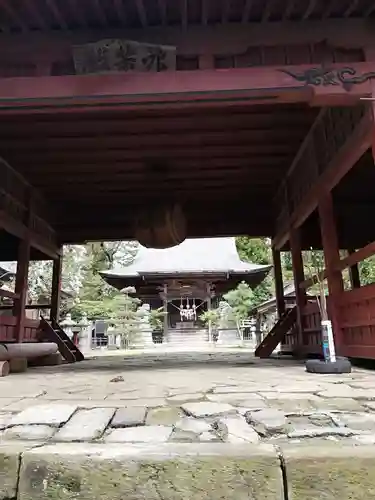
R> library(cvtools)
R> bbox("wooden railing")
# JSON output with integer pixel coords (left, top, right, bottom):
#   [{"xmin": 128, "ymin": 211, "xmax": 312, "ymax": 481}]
[
  {"xmin": 0, "ymin": 155, "xmax": 56, "ymax": 248},
  {"xmin": 0, "ymin": 316, "xmax": 40, "ymax": 342},
  {"xmin": 274, "ymin": 103, "xmax": 370, "ymax": 241},
  {"xmin": 337, "ymin": 283, "xmax": 375, "ymax": 359}
]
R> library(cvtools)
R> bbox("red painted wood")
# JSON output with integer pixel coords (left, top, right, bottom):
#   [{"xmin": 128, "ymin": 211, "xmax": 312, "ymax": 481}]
[
  {"xmin": 290, "ymin": 228, "xmax": 306, "ymax": 347},
  {"xmin": 274, "ymin": 108, "xmax": 373, "ymax": 250},
  {"xmin": 272, "ymin": 247, "xmax": 285, "ymax": 317},
  {"xmin": 0, "ymin": 316, "xmax": 39, "ymax": 342},
  {"xmin": 0, "ymin": 62, "xmax": 373, "ymax": 112},
  {"xmin": 318, "ymin": 192, "xmax": 344, "ymax": 351}
]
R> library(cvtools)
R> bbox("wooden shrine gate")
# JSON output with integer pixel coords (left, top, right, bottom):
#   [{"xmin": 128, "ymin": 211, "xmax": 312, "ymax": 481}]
[{"xmin": 1, "ymin": 1, "xmax": 375, "ymax": 362}]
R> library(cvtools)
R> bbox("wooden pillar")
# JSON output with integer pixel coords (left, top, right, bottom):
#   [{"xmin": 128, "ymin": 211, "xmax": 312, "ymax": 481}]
[
  {"xmin": 163, "ymin": 284, "xmax": 168, "ymax": 339},
  {"xmin": 13, "ymin": 237, "xmax": 30, "ymax": 342},
  {"xmin": 272, "ymin": 247, "xmax": 285, "ymax": 318},
  {"xmin": 289, "ymin": 228, "xmax": 306, "ymax": 347},
  {"xmin": 50, "ymin": 252, "xmax": 62, "ymax": 326},
  {"xmin": 206, "ymin": 282, "xmax": 212, "ymax": 342},
  {"xmin": 348, "ymin": 249, "xmax": 361, "ymax": 289},
  {"xmin": 318, "ymin": 192, "xmax": 344, "ymax": 350}
]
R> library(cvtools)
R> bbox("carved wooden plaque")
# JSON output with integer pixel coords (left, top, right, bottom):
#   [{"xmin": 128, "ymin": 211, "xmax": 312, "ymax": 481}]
[{"xmin": 73, "ymin": 39, "xmax": 176, "ymax": 74}]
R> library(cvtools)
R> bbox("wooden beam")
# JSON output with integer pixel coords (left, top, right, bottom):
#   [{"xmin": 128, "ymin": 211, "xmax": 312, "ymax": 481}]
[
  {"xmin": 25, "ymin": 0, "xmax": 48, "ymax": 30},
  {"xmin": 0, "ymin": 111, "xmax": 314, "ymax": 136},
  {"xmin": 344, "ymin": 0, "xmax": 360, "ymax": 17},
  {"xmin": 0, "ymin": 63, "xmax": 374, "ymax": 112},
  {"xmin": 272, "ymin": 247, "xmax": 285, "ymax": 317},
  {"xmin": 113, "ymin": 0, "xmax": 127, "ymax": 25},
  {"xmin": 274, "ymin": 106, "xmax": 373, "ymax": 249},
  {"xmin": 222, "ymin": 0, "xmax": 230, "ymax": 24},
  {"xmin": 283, "ymin": 0, "xmax": 296, "ymax": 21},
  {"xmin": 50, "ymin": 252, "xmax": 62, "ymax": 324},
  {"xmin": 300, "ymin": 241, "xmax": 375, "ymax": 290},
  {"xmin": 67, "ymin": 0, "xmax": 87, "ymax": 27},
  {"xmin": 93, "ymin": 0, "xmax": 107, "ymax": 26},
  {"xmin": 318, "ymin": 192, "xmax": 344, "ymax": 350},
  {"xmin": 201, "ymin": 0, "xmax": 208, "ymax": 24},
  {"xmin": 0, "ymin": 1, "xmax": 28, "ymax": 31},
  {"xmin": 322, "ymin": 0, "xmax": 336, "ymax": 19},
  {"xmin": 262, "ymin": 0, "xmax": 274, "ymax": 23},
  {"xmin": 157, "ymin": 0, "xmax": 167, "ymax": 25},
  {"xmin": 13, "ymin": 236, "xmax": 30, "ymax": 342},
  {"xmin": 302, "ymin": 0, "xmax": 317, "ymax": 20},
  {"xmin": 0, "ymin": 289, "xmax": 20, "ymax": 299},
  {"xmin": 45, "ymin": 0, "xmax": 68, "ymax": 30},
  {"xmin": 135, "ymin": 0, "xmax": 147, "ymax": 27},
  {"xmin": 289, "ymin": 228, "xmax": 305, "ymax": 346},
  {"xmin": 365, "ymin": 2, "xmax": 375, "ymax": 16},
  {"xmin": 242, "ymin": 0, "xmax": 254, "ymax": 22},
  {"xmin": 0, "ymin": 128, "xmax": 305, "ymax": 151},
  {"xmin": 348, "ymin": 249, "xmax": 361, "ymax": 289},
  {"xmin": 181, "ymin": 0, "xmax": 188, "ymax": 29}
]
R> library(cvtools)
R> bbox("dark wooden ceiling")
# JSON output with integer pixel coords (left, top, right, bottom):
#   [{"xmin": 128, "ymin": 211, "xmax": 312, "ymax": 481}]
[
  {"xmin": 0, "ymin": 0, "xmax": 375, "ymax": 33},
  {"xmin": 0, "ymin": 102, "xmax": 318, "ymax": 243}
]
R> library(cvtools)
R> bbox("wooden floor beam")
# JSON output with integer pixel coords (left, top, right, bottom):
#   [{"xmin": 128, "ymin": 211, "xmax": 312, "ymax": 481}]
[{"xmin": 0, "ymin": 62, "xmax": 374, "ymax": 112}]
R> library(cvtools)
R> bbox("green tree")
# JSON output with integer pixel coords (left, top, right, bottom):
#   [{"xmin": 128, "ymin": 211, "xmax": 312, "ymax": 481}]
[
  {"xmin": 223, "ymin": 281, "xmax": 254, "ymax": 321},
  {"xmin": 236, "ymin": 237, "xmax": 273, "ymax": 307},
  {"xmin": 111, "ymin": 287, "xmax": 141, "ymax": 348},
  {"xmin": 74, "ymin": 241, "xmax": 139, "ymax": 320}
]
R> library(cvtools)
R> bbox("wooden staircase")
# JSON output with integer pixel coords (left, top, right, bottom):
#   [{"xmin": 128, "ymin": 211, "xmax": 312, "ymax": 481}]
[
  {"xmin": 255, "ymin": 306, "xmax": 297, "ymax": 358},
  {"xmin": 40, "ymin": 317, "xmax": 84, "ymax": 363}
]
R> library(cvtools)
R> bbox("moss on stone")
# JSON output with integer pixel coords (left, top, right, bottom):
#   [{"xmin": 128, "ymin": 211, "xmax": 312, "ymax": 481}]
[
  {"xmin": 19, "ymin": 443, "xmax": 283, "ymax": 500},
  {"xmin": 282, "ymin": 443, "xmax": 375, "ymax": 500},
  {"xmin": 0, "ymin": 445, "xmax": 22, "ymax": 500}
]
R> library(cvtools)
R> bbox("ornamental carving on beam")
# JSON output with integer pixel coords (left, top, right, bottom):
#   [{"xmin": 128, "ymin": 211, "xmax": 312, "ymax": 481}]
[{"xmin": 279, "ymin": 67, "xmax": 375, "ymax": 91}]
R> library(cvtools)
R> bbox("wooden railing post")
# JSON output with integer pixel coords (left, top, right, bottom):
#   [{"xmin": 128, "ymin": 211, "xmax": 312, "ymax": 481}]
[
  {"xmin": 289, "ymin": 228, "xmax": 306, "ymax": 347},
  {"xmin": 13, "ymin": 236, "xmax": 30, "ymax": 342},
  {"xmin": 272, "ymin": 247, "xmax": 285, "ymax": 318},
  {"xmin": 50, "ymin": 251, "xmax": 62, "ymax": 326},
  {"xmin": 348, "ymin": 249, "xmax": 361, "ymax": 289},
  {"xmin": 318, "ymin": 192, "xmax": 344, "ymax": 352}
]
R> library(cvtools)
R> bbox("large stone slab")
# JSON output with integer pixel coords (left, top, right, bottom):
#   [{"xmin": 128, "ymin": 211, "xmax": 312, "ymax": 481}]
[
  {"xmin": 181, "ymin": 402, "xmax": 236, "ymax": 418},
  {"xmin": 282, "ymin": 443, "xmax": 375, "ymax": 499},
  {"xmin": 313, "ymin": 397, "xmax": 364, "ymax": 412},
  {"xmin": 167, "ymin": 393, "xmax": 206, "ymax": 403},
  {"xmin": 334, "ymin": 412, "xmax": 375, "ymax": 431},
  {"xmin": 0, "ymin": 442, "xmax": 34, "ymax": 499},
  {"xmin": 0, "ymin": 412, "xmax": 13, "ymax": 430},
  {"xmin": 318, "ymin": 388, "xmax": 375, "ymax": 400},
  {"xmin": 111, "ymin": 407, "xmax": 147, "ymax": 428},
  {"xmin": 3, "ymin": 425, "xmax": 56, "ymax": 441},
  {"xmin": 54, "ymin": 408, "xmax": 115, "ymax": 442},
  {"xmin": 146, "ymin": 407, "xmax": 182, "ymax": 425},
  {"xmin": 174, "ymin": 418, "xmax": 212, "ymax": 434},
  {"xmin": 216, "ymin": 417, "xmax": 260, "ymax": 443},
  {"xmin": 246, "ymin": 409, "xmax": 288, "ymax": 437},
  {"xmin": 19, "ymin": 442, "xmax": 283, "ymax": 499},
  {"xmin": 105, "ymin": 425, "xmax": 173, "ymax": 443},
  {"xmin": 10, "ymin": 404, "xmax": 78, "ymax": 427}
]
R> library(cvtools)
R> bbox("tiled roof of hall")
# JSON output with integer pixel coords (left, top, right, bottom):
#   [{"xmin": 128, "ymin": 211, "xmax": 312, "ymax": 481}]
[{"xmin": 101, "ymin": 237, "xmax": 272, "ymax": 279}]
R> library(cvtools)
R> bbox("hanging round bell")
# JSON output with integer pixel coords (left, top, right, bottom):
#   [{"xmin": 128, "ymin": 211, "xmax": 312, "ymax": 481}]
[{"xmin": 134, "ymin": 204, "xmax": 187, "ymax": 249}]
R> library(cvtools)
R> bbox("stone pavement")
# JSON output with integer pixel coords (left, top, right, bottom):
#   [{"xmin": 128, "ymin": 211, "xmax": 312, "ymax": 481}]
[{"xmin": 2, "ymin": 350, "xmax": 375, "ymax": 498}]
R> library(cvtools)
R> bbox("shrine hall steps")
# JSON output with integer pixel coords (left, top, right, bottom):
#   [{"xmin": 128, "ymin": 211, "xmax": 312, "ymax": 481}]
[
  {"xmin": 255, "ymin": 307, "xmax": 297, "ymax": 358},
  {"xmin": 40, "ymin": 317, "xmax": 85, "ymax": 363},
  {"xmin": 166, "ymin": 328, "xmax": 209, "ymax": 348}
]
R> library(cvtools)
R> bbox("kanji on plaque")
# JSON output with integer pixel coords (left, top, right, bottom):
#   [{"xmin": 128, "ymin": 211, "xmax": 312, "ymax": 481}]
[{"xmin": 72, "ymin": 39, "xmax": 176, "ymax": 75}]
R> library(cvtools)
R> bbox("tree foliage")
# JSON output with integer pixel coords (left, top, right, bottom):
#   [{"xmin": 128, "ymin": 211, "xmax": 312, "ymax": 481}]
[{"xmin": 236, "ymin": 237, "xmax": 273, "ymax": 308}]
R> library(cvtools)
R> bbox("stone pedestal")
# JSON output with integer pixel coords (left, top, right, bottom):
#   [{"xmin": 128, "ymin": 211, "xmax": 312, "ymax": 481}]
[{"xmin": 217, "ymin": 329, "xmax": 241, "ymax": 346}]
